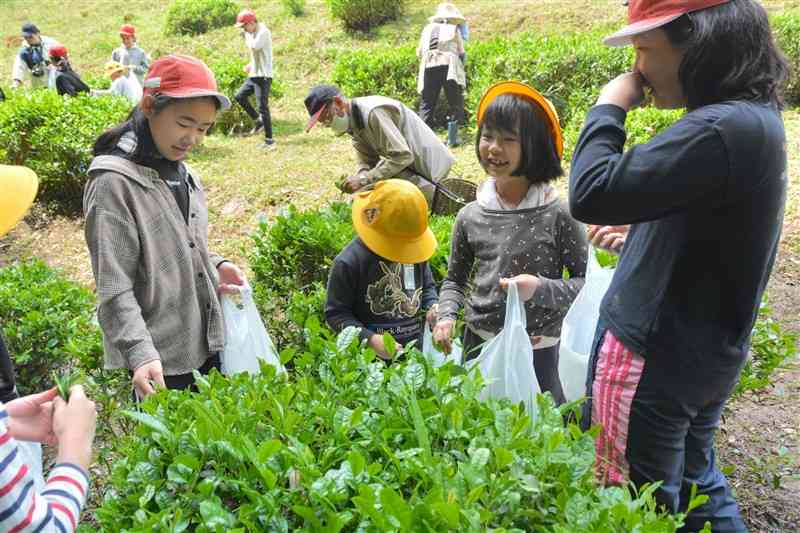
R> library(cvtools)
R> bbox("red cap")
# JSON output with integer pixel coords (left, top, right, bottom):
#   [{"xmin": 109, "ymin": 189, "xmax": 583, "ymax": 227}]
[
  {"xmin": 48, "ymin": 44, "xmax": 68, "ymax": 59},
  {"xmin": 142, "ymin": 54, "xmax": 231, "ymax": 110},
  {"xmin": 119, "ymin": 24, "xmax": 136, "ymax": 37},
  {"xmin": 235, "ymin": 9, "xmax": 257, "ymax": 27},
  {"xmin": 604, "ymin": 0, "xmax": 731, "ymax": 46}
]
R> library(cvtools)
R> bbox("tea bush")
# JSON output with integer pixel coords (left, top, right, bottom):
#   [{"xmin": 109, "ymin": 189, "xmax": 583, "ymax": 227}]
[
  {"xmin": 772, "ymin": 12, "xmax": 800, "ymax": 106},
  {"xmin": 96, "ymin": 326, "xmax": 704, "ymax": 531},
  {"xmin": 0, "ymin": 260, "xmax": 103, "ymax": 394},
  {"xmin": 0, "ymin": 90, "xmax": 131, "ymax": 214},
  {"xmin": 164, "ymin": 0, "xmax": 238, "ymax": 36},
  {"xmin": 282, "ymin": 0, "xmax": 306, "ymax": 17},
  {"xmin": 208, "ymin": 56, "xmax": 286, "ymax": 134},
  {"xmin": 328, "ymin": 0, "xmax": 405, "ymax": 34}
]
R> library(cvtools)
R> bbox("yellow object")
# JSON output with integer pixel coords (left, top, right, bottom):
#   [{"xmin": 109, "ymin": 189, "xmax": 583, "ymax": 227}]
[
  {"xmin": 352, "ymin": 179, "xmax": 437, "ymax": 264},
  {"xmin": 105, "ymin": 60, "xmax": 127, "ymax": 78},
  {"xmin": 0, "ymin": 165, "xmax": 38, "ymax": 237},
  {"xmin": 476, "ymin": 80, "xmax": 564, "ymax": 159}
]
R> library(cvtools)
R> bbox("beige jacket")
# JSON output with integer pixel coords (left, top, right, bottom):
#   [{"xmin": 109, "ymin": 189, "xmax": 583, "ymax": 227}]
[
  {"xmin": 416, "ymin": 22, "xmax": 466, "ymax": 93},
  {"xmin": 84, "ymin": 155, "xmax": 225, "ymax": 375},
  {"xmin": 351, "ymin": 95, "xmax": 454, "ymax": 187}
]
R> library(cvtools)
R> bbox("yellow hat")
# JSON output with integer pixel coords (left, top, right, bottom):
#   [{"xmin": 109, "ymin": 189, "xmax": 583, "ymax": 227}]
[
  {"xmin": 0, "ymin": 165, "xmax": 38, "ymax": 238},
  {"xmin": 352, "ymin": 179, "xmax": 437, "ymax": 264},
  {"xmin": 105, "ymin": 60, "xmax": 127, "ymax": 77},
  {"xmin": 476, "ymin": 80, "xmax": 564, "ymax": 159}
]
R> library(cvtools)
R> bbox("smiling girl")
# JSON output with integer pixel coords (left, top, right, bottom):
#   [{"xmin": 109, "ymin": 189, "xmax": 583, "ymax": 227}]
[
  {"xmin": 433, "ymin": 81, "xmax": 588, "ymax": 405},
  {"xmin": 84, "ymin": 55, "xmax": 245, "ymax": 399}
]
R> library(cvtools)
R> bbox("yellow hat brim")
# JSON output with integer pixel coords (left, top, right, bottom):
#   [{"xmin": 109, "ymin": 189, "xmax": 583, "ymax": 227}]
[
  {"xmin": 0, "ymin": 165, "xmax": 38, "ymax": 238},
  {"xmin": 476, "ymin": 81, "xmax": 564, "ymax": 159},
  {"xmin": 352, "ymin": 193, "xmax": 438, "ymax": 265}
]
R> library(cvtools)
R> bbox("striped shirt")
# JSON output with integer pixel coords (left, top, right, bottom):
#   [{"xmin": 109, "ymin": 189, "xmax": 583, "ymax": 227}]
[{"xmin": 0, "ymin": 406, "xmax": 89, "ymax": 532}]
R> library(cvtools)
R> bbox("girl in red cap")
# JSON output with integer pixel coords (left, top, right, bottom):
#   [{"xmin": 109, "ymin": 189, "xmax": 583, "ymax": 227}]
[
  {"xmin": 48, "ymin": 45, "xmax": 90, "ymax": 97},
  {"xmin": 111, "ymin": 24, "xmax": 150, "ymax": 86},
  {"xmin": 570, "ymin": 1, "xmax": 789, "ymax": 531},
  {"xmin": 84, "ymin": 55, "xmax": 246, "ymax": 399}
]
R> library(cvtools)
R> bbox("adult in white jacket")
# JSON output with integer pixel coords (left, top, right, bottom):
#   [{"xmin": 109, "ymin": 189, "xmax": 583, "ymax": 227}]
[
  {"xmin": 233, "ymin": 9, "xmax": 275, "ymax": 149},
  {"xmin": 11, "ymin": 23, "xmax": 59, "ymax": 90}
]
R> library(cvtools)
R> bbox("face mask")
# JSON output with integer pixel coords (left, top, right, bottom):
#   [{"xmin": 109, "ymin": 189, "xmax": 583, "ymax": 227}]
[{"xmin": 329, "ymin": 109, "xmax": 350, "ymax": 135}]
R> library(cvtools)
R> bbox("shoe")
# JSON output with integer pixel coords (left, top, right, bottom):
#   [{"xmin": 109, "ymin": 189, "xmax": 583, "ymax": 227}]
[
  {"xmin": 258, "ymin": 139, "xmax": 276, "ymax": 150},
  {"xmin": 249, "ymin": 120, "xmax": 264, "ymax": 135}
]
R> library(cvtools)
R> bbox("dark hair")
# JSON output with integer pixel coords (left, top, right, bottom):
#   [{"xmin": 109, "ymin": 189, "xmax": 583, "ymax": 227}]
[
  {"xmin": 662, "ymin": 0, "xmax": 789, "ymax": 110},
  {"xmin": 475, "ymin": 94, "xmax": 563, "ymax": 184},
  {"xmin": 92, "ymin": 95, "xmax": 220, "ymax": 157}
]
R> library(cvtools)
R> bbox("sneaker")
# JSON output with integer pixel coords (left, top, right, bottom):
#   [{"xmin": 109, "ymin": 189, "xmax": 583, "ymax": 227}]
[
  {"xmin": 249, "ymin": 120, "xmax": 264, "ymax": 135},
  {"xmin": 258, "ymin": 139, "xmax": 276, "ymax": 150}
]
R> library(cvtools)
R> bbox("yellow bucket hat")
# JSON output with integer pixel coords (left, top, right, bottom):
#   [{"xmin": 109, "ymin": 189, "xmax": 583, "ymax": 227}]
[
  {"xmin": 105, "ymin": 60, "xmax": 127, "ymax": 78},
  {"xmin": 352, "ymin": 179, "xmax": 437, "ymax": 264},
  {"xmin": 0, "ymin": 165, "xmax": 38, "ymax": 238},
  {"xmin": 476, "ymin": 81, "xmax": 564, "ymax": 159}
]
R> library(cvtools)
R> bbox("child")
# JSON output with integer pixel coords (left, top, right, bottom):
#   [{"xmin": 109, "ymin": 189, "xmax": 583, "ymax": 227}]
[
  {"xmin": 233, "ymin": 9, "xmax": 275, "ymax": 149},
  {"xmin": 111, "ymin": 24, "xmax": 150, "ymax": 86},
  {"xmin": 49, "ymin": 45, "xmax": 90, "ymax": 97},
  {"xmin": 92, "ymin": 60, "xmax": 142, "ymax": 104},
  {"xmin": 325, "ymin": 179, "xmax": 439, "ymax": 361},
  {"xmin": 0, "ymin": 164, "xmax": 97, "ymax": 532},
  {"xmin": 432, "ymin": 81, "xmax": 588, "ymax": 405},
  {"xmin": 84, "ymin": 55, "xmax": 246, "ymax": 399}
]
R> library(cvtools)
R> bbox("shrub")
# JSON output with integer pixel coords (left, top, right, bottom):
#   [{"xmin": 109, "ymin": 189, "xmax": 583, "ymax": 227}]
[
  {"xmin": 328, "ymin": 0, "xmax": 405, "ymax": 34},
  {"xmin": 208, "ymin": 56, "xmax": 286, "ymax": 134},
  {"xmin": 0, "ymin": 260, "xmax": 103, "ymax": 394},
  {"xmin": 0, "ymin": 90, "xmax": 131, "ymax": 214},
  {"xmin": 733, "ymin": 298, "xmax": 798, "ymax": 398},
  {"xmin": 96, "ymin": 326, "xmax": 703, "ymax": 531},
  {"xmin": 164, "ymin": 0, "xmax": 238, "ymax": 36},
  {"xmin": 282, "ymin": 0, "xmax": 306, "ymax": 17},
  {"xmin": 772, "ymin": 12, "xmax": 800, "ymax": 106}
]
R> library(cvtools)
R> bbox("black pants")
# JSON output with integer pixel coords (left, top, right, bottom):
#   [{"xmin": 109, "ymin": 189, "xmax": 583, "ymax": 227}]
[
  {"xmin": 234, "ymin": 76, "xmax": 273, "ymax": 139},
  {"xmin": 131, "ymin": 353, "xmax": 221, "ymax": 401},
  {"xmin": 462, "ymin": 327, "xmax": 566, "ymax": 406},
  {"xmin": 419, "ymin": 65, "xmax": 464, "ymax": 127}
]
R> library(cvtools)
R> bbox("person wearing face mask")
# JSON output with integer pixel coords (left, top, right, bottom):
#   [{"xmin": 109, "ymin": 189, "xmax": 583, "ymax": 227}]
[
  {"xmin": 569, "ymin": 1, "xmax": 788, "ymax": 531},
  {"xmin": 11, "ymin": 23, "xmax": 60, "ymax": 90},
  {"xmin": 84, "ymin": 55, "xmax": 246, "ymax": 400},
  {"xmin": 304, "ymin": 84, "xmax": 454, "ymax": 205}
]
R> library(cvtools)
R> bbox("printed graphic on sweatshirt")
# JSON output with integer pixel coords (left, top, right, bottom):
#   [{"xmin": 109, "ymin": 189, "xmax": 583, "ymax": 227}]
[{"xmin": 366, "ymin": 262, "xmax": 421, "ymax": 318}]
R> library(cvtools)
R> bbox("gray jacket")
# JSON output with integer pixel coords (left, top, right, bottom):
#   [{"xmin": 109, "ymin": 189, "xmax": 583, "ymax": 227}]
[
  {"xmin": 84, "ymin": 156, "xmax": 225, "ymax": 375},
  {"xmin": 111, "ymin": 45, "xmax": 150, "ymax": 85}
]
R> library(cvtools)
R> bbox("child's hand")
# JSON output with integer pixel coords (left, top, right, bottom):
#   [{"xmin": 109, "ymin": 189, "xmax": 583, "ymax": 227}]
[
  {"xmin": 425, "ymin": 304, "xmax": 439, "ymax": 328},
  {"xmin": 587, "ymin": 225, "xmax": 628, "ymax": 254},
  {"xmin": 432, "ymin": 319, "xmax": 455, "ymax": 354},
  {"xmin": 368, "ymin": 334, "xmax": 392, "ymax": 360},
  {"xmin": 6, "ymin": 388, "xmax": 58, "ymax": 444},
  {"xmin": 500, "ymin": 275, "xmax": 539, "ymax": 302}
]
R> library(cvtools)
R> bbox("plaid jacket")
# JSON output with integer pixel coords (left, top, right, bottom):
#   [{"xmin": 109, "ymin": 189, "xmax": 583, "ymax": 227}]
[{"xmin": 84, "ymin": 155, "xmax": 225, "ymax": 375}]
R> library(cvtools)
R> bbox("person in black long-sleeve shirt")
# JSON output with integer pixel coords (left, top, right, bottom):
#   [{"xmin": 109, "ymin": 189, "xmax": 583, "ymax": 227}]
[
  {"xmin": 326, "ymin": 179, "xmax": 438, "ymax": 360},
  {"xmin": 48, "ymin": 45, "xmax": 89, "ymax": 97},
  {"xmin": 568, "ymin": 2, "xmax": 788, "ymax": 532}
]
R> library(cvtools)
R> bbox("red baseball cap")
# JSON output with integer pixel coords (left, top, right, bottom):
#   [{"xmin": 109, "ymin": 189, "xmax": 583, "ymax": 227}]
[
  {"xmin": 119, "ymin": 24, "xmax": 136, "ymax": 37},
  {"xmin": 604, "ymin": 0, "xmax": 731, "ymax": 46},
  {"xmin": 142, "ymin": 55, "xmax": 231, "ymax": 110},
  {"xmin": 235, "ymin": 9, "xmax": 257, "ymax": 28},
  {"xmin": 48, "ymin": 44, "xmax": 68, "ymax": 59}
]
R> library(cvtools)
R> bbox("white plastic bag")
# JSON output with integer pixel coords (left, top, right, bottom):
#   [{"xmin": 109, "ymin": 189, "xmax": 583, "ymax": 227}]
[
  {"xmin": 422, "ymin": 324, "xmax": 463, "ymax": 367},
  {"xmin": 221, "ymin": 282, "xmax": 284, "ymax": 376},
  {"xmin": 558, "ymin": 248, "xmax": 615, "ymax": 402},
  {"xmin": 469, "ymin": 281, "xmax": 540, "ymax": 419},
  {"xmin": 17, "ymin": 441, "xmax": 44, "ymax": 492}
]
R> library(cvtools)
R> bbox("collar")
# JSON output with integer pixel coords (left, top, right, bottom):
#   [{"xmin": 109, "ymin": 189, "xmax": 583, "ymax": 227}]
[
  {"xmin": 115, "ymin": 130, "xmax": 199, "ymax": 190},
  {"xmin": 476, "ymin": 178, "xmax": 557, "ymax": 211}
]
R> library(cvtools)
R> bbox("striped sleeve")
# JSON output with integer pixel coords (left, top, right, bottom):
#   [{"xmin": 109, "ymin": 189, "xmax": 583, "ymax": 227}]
[{"xmin": 0, "ymin": 406, "xmax": 90, "ymax": 533}]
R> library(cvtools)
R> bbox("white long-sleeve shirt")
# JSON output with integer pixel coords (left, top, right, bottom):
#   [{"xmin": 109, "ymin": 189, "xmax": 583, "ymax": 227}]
[
  {"xmin": 0, "ymin": 405, "xmax": 89, "ymax": 532},
  {"xmin": 244, "ymin": 22, "xmax": 273, "ymax": 78},
  {"xmin": 94, "ymin": 75, "xmax": 142, "ymax": 104}
]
